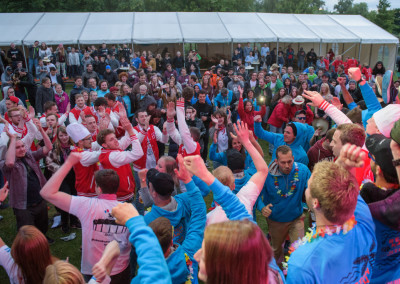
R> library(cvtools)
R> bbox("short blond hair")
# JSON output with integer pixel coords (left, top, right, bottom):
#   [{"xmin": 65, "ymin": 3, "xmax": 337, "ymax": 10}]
[
  {"xmin": 43, "ymin": 260, "xmax": 85, "ymax": 284},
  {"xmin": 310, "ymin": 161, "xmax": 358, "ymax": 224},
  {"xmin": 212, "ymin": 166, "xmax": 234, "ymax": 188}
]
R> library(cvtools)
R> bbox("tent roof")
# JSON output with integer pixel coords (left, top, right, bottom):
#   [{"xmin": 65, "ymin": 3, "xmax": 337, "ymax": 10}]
[
  {"xmin": 0, "ymin": 12, "xmax": 397, "ymax": 46},
  {"xmin": 0, "ymin": 13, "xmax": 44, "ymax": 46},
  {"xmin": 329, "ymin": 15, "xmax": 399, "ymax": 44},
  {"xmin": 133, "ymin": 12, "xmax": 182, "ymax": 44},
  {"xmin": 79, "ymin": 12, "xmax": 134, "ymax": 44},
  {"xmin": 257, "ymin": 13, "xmax": 319, "ymax": 43},
  {"xmin": 295, "ymin": 14, "xmax": 360, "ymax": 43},
  {"xmin": 23, "ymin": 13, "xmax": 89, "ymax": 45},
  {"xmin": 177, "ymin": 12, "xmax": 231, "ymax": 43},
  {"xmin": 218, "ymin": 12, "xmax": 276, "ymax": 42}
]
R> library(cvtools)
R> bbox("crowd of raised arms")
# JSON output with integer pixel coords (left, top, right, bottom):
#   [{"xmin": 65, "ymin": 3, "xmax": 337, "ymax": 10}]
[{"xmin": 0, "ymin": 40, "xmax": 399, "ymax": 284}]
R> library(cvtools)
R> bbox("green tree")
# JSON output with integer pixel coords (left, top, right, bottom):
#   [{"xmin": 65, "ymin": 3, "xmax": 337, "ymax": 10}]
[
  {"xmin": 372, "ymin": 0, "xmax": 394, "ymax": 32},
  {"xmin": 334, "ymin": 0, "xmax": 353, "ymax": 14}
]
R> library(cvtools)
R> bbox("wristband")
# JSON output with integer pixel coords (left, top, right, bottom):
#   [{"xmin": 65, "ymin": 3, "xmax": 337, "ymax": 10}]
[
  {"xmin": 357, "ymin": 79, "xmax": 363, "ymax": 85},
  {"xmin": 392, "ymin": 159, "xmax": 400, "ymax": 167}
]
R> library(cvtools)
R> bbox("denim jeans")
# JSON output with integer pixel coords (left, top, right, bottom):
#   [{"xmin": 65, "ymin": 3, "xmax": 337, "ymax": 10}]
[{"xmin": 29, "ymin": 58, "xmax": 38, "ymax": 78}]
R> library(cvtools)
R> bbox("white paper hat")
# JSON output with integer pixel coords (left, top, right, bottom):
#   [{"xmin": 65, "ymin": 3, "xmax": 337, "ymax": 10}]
[
  {"xmin": 66, "ymin": 123, "xmax": 90, "ymax": 143},
  {"xmin": 373, "ymin": 104, "xmax": 400, "ymax": 138}
]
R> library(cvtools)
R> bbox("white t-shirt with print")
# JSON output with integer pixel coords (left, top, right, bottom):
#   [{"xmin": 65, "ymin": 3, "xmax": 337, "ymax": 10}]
[
  {"xmin": 69, "ymin": 196, "xmax": 131, "ymax": 276},
  {"xmin": 0, "ymin": 245, "xmax": 23, "ymax": 284}
]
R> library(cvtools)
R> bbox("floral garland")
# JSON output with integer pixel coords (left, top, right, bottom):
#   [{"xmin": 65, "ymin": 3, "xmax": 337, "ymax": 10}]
[
  {"xmin": 282, "ymin": 215, "xmax": 357, "ymax": 271},
  {"xmin": 275, "ymin": 164, "xmax": 299, "ymax": 198},
  {"xmin": 184, "ymin": 253, "xmax": 194, "ymax": 284}
]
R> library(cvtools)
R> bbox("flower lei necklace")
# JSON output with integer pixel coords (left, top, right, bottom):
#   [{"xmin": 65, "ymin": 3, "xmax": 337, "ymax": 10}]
[
  {"xmin": 275, "ymin": 164, "xmax": 299, "ymax": 198},
  {"xmin": 184, "ymin": 253, "xmax": 194, "ymax": 284},
  {"xmin": 282, "ymin": 215, "xmax": 357, "ymax": 271}
]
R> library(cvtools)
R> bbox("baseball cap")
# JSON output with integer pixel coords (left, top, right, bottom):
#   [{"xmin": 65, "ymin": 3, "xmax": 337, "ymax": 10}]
[
  {"xmin": 6, "ymin": 66, "xmax": 12, "ymax": 72},
  {"xmin": 146, "ymin": 168, "xmax": 174, "ymax": 196},
  {"xmin": 390, "ymin": 119, "xmax": 400, "ymax": 144},
  {"xmin": 366, "ymin": 134, "xmax": 396, "ymax": 178},
  {"xmin": 373, "ymin": 104, "xmax": 400, "ymax": 138},
  {"xmin": 8, "ymin": 96, "xmax": 19, "ymax": 104},
  {"xmin": 106, "ymin": 65, "xmax": 111, "ymax": 70},
  {"xmin": 226, "ymin": 149, "xmax": 245, "ymax": 172}
]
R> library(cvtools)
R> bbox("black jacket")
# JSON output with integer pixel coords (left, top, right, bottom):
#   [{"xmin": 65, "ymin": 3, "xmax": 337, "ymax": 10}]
[
  {"xmin": 173, "ymin": 56, "xmax": 184, "ymax": 68},
  {"xmin": 103, "ymin": 71, "xmax": 119, "ymax": 87},
  {"xmin": 36, "ymin": 86, "xmax": 55, "ymax": 114},
  {"xmin": 193, "ymin": 101, "xmax": 213, "ymax": 129}
]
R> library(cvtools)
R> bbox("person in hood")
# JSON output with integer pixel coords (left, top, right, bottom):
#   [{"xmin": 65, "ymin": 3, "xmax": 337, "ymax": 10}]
[
  {"xmin": 190, "ymin": 83, "xmax": 210, "ymax": 105},
  {"xmin": 255, "ymin": 117, "xmax": 309, "ymax": 166},
  {"xmin": 148, "ymin": 155, "xmax": 206, "ymax": 284},
  {"xmin": 69, "ymin": 76, "xmax": 89, "ymax": 107},
  {"xmin": 360, "ymin": 134, "xmax": 400, "ymax": 283},
  {"xmin": 256, "ymin": 145, "xmax": 311, "ymax": 266}
]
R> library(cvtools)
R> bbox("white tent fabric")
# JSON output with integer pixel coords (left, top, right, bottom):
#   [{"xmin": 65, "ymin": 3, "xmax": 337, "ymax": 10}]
[
  {"xmin": 177, "ymin": 12, "xmax": 231, "ymax": 43},
  {"xmin": 79, "ymin": 12, "xmax": 134, "ymax": 44},
  {"xmin": 295, "ymin": 14, "xmax": 360, "ymax": 43},
  {"xmin": 218, "ymin": 12, "xmax": 276, "ymax": 43},
  {"xmin": 133, "ymin": 12, "xmax": 182, "ymax": 44},
  {"xmin": 257, "ymin": 13, "xmax": 319, "ymax": 43},
  {"xmin": 23, "ymin": 13, "xmax": 90, "ymax": 45},
  {"xmin": 0, "ymin": 13, "xmax": 43, "ymax": 46},
  {"xmin": 329, "ymin": 15, "xmax": 398, "ymax": 44}
]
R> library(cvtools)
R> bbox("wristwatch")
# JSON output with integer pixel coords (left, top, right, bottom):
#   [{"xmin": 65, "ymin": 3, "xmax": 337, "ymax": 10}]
[{"xmin": 392, "ymin": 159, "xmax": 400, "ymax": 167}]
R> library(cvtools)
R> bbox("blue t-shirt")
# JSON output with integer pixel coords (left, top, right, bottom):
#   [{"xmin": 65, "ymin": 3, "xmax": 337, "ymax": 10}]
[
  {"xmin": 371, "ymin": 219, "xmax": 400, "ymax": 283},
  {"xmin": 131, "ymin": 57, "xmax": 142, "ymax": 69},
  {"xmin": 286, "ymin": 195, "xmax": 377, "ymax": 284},
  {"xmin": 97, "ymin": 89, "xmax": 109, "ymax": 98}
]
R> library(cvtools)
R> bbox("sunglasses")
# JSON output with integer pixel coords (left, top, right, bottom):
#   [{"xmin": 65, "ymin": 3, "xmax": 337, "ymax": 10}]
[{"xmin": 296, "ymin": 117, "xmax": 306, "ymax": 120}]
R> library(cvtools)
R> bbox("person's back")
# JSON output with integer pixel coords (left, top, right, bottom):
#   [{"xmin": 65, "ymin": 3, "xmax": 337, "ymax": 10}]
[
  {"xmin": 287, "ymin": 195, "xmax": 375, "ymax": 283},
  {"xmin": 286, "ymin": 149, "xmax": 376, "ymax": 284}
]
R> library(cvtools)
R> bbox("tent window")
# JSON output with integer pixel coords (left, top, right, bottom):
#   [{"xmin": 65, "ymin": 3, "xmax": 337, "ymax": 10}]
[
  {"xmin": 378, "ymin": 45, "xmax": 389, "ymax": 67},
  {"xmin": 331, "ymin": 43, "xmax": 339, "ymax": 56}
]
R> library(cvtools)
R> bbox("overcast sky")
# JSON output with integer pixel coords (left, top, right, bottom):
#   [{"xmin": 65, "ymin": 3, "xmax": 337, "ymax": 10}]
[{"xmin": 324, "ymin": 0, "xmax": 400, "ymax": 11}]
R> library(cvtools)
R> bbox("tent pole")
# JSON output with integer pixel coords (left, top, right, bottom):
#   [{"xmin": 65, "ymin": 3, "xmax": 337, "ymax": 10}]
[
  {"xmin": 276, "ymin": 40, "xmax": 279, "ymax": 64},
  {"xmin": 231, "ymin": 41, "xmax": 233, "ymax": 61},
  {"xmin": 182, "ymin": 41, "xmax": 185, "ymax": 69},
  {"xmin": 369, "ymin": 44, "xmax": 373, "ymax": 69},
  {"xmin": 358, "ymin": 43, "xmax": 362, "ymax": 63},
  {"xmin": 22, "ymin": 42, "xmax": 28, "ymax": 71},
  {"xmin": 319, "ymin": 40, "xmax": 322, "ymax": 56}
]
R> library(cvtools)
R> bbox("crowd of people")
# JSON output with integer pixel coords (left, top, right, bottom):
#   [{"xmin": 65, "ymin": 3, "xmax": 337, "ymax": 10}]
[{"xmin": 0, "ymin": 40, "xmax": 399, "ymax": 284}]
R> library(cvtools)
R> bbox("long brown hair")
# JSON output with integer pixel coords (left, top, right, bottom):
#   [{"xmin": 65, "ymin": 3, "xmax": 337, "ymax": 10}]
[
  {"xmin": 53, "ymin": 126, "xmax": 74, "ymax": 157},
  {"xmin": 11, "ymin": 226, "xmax": 55, "ymax": 284},
  {"xmin": 204, "ymin": 220, "xmax": 271, "ymax": 284}
]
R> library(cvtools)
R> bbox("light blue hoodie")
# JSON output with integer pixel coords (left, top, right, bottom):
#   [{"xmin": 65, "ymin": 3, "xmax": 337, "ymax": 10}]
[
  {"xmin": 254, "ymin": 121, "xmax": 309, "ymax": 165},
  {"xmin": 165, "ymin": 180, "xmax": 206, "ymax": 284},
  {"xmin": 256, "ymin": 161, "xmax": 311, "ymax": 222}
]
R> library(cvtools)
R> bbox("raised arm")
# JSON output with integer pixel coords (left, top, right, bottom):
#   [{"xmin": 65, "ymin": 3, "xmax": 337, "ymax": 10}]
[
  {"xmin": 112, "ymin": 203, "xmax": 172, "ymax": 284},
  {"xmin": 303, "ymin": 90, "xmax": 351, "ymax": 126},
  {"xmin": 4, "ymin": 128, "xmax": 16, "ymax": 168},
  {"xmin": 40, "ymin": 153, "xmax": 82, "ymax": 212},
  {"xmin": 165, "ymin": 101, "xmax": 182, "ymax": 145},
  {"xmin": 254, "ymin": 115, "xmax": 277, "ymax": 143},
  {"xmin": 34, "ymin": 119, "xmax": 53, "ymax": 155},
  {"xmin": 176, "ymin": 98, "xmax": 197, "ymax": 154},
  {"xmin": 337, "ymin": 77, "xmax": 356, "ymax": 109},
  {"xmin": 231, "ymin": 121, "xmax": 268, "ymax": 189},
  {"xmin": 183, "ymin": 155, "xmax": 252, "ymax": 221}
]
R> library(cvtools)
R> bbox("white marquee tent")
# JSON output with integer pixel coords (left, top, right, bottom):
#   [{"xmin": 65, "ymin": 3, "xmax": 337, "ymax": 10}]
[{"xmin": 1, "ymin": 12, "xmax": 398, "ymax": 69}]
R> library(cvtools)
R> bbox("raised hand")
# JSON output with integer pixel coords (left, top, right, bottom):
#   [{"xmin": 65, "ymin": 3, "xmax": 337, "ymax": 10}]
[
  {"xmin": 254, "ymin": 115, "xmax": 262, "ymax": 123},
  {"xmin": 166, "ymin": 101, "xmax": 176, "ymax": 119},
  {"xmin": 337, "ymin": 77, "xmax": 346, "ymax": 86},
  {"xmin": 348, "ymin": 67, "xmax": 361, "ymax": 82},
  {"xmin": 65, "ymin": 103, "xmax": 71, "ymax": 114},
  {"xmin": 230, "ymin": 120, "xmax": 249, "ymax": 144},
  {"xmin": 238, "ymin": 85, "xmax": 243, "ymax": 98},
  {"xmin": 336, "ymin": 143, "xmax": 365, "ymax": 170},
  {"xmin": 0, "ymin": 181, "xmax": 9, "ymax": 203},
  {"xmin": 28, "ymin": 106, "xmax": 36, "ymax": 120},
  {"xmin": 227, "ymin": 109, "xmax": 232, "ymax": 122},
  {"xmin": 112, "ymin": 203, "xmax": 139, "ymax": 226},
  {"xmin": 302, "ymin": 90, "xmax": 325, "ymax": 108},
  {"xmin": 211, "ymin": 115, "xmax": 218, "ymax": 126},
  {"xmin": 174, "ymin": 154, "xmax": 192, "ymax": 183},
  {"xmin": 118, "ymin": 104, "xmax": 128, "ymax": 118},
  {"xmin": 80, "ymin": 111, "xmax": 87, "ymax": 125},
  {"xmin": 99, "ymin": 113, "xmax": 111, "ymax": 130},
  {"xmin": 183, "ymin": 155, "xmax": 208, "ymax": 178}
]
